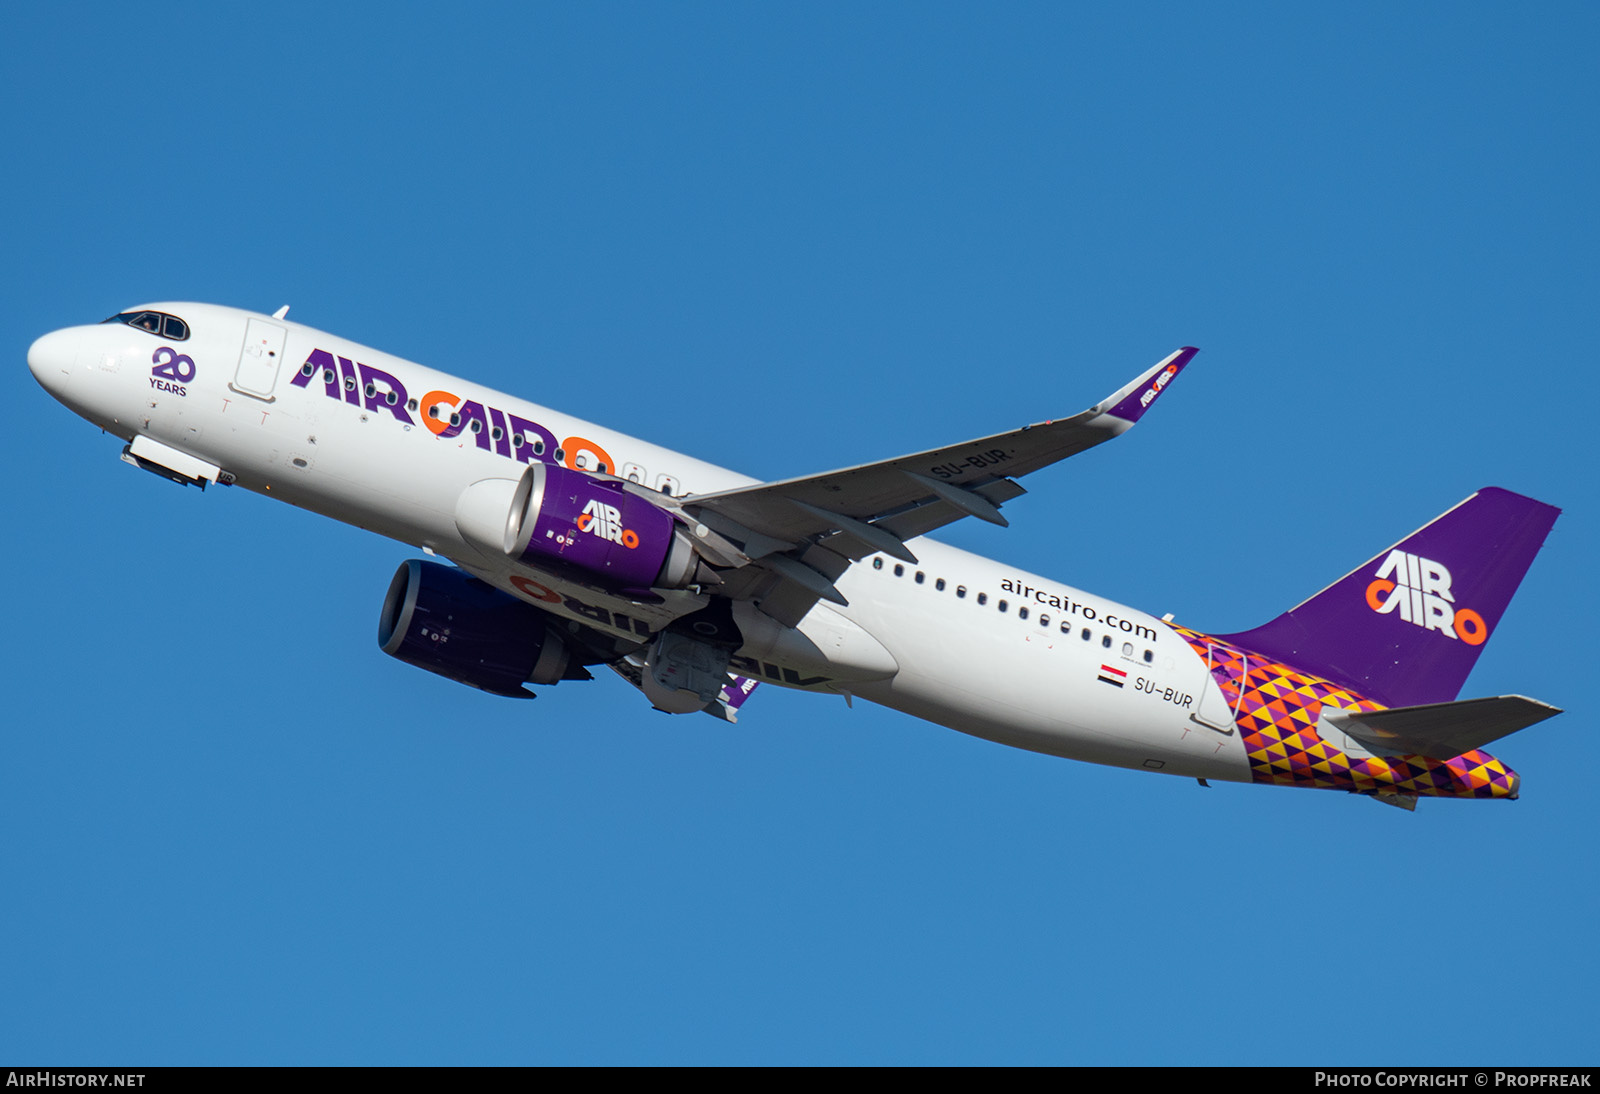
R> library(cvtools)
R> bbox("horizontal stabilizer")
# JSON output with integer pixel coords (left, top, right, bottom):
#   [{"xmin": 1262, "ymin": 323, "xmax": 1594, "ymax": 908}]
[
  {"xmin": 1325, "ymin": 695, "xmax": 1561, "ymax": 760},
  {"xmin": 1369, "ymin": 792, "xmax": 1419, "ymax": 811}
]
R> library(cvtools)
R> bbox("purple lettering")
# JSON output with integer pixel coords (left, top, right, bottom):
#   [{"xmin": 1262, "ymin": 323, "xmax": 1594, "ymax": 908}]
[
  {"xmin": 440, "ymin": 400, "xmax": 492, "ymax": 449},
  {"xmin": 338, "ymin": 356, "xmax": 360, "ymax": 406},
  {"xmin": 508, "ymin": 414, "xmax": 557, "ymax": 465},
  {"xmin": 487, "ymin": 406, "xmax": 512, "ymax": 458},
  {"xmin": 291, "ymin": 349, "xmax": 341, "ymax": 399},
  {"xmin": 358, "ymin": 363, "xmax": 415, "ymax": 424}
]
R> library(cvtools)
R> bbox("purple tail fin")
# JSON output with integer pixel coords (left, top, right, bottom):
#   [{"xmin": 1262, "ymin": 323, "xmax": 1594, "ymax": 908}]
[{"xmin": 1217, "ymin": 487, "xmax": 1559, "ymax": 708}]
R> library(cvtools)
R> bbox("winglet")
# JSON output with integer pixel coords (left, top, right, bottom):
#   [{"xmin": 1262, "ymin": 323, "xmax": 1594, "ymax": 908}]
[
  {"xmin": 1100, "ymin": 347, "xmax": 1198, "ymax": 425},
  {"xmin": 708, "ymin": 673, "xmax": 761, "ymax": 723}
]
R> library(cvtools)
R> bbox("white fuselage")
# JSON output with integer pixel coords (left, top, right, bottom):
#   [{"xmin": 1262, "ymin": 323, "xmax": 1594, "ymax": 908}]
[{"xmin": 29, "ymin": 303, "xmax": 1252, "ymax": 784}]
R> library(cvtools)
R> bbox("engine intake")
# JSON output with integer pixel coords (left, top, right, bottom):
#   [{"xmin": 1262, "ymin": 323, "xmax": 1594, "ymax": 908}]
[{"xmin": 379, "ymin": 559, "xmax": 571, "ymax": 697}]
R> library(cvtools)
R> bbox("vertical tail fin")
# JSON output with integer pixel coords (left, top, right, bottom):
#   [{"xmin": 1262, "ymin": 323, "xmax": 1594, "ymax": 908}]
[{"xmin": 1217, "ymin": 487, "xmax": 1559, "ymax": 707}]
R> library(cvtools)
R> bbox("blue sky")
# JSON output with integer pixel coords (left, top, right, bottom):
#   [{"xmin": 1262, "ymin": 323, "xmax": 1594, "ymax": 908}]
[{"xmin": 5, "ymin": 2, "xmax": 1597, "ymax": 1064}]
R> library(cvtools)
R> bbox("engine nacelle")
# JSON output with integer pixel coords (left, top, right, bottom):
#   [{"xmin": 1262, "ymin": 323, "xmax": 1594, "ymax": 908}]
[
  {"xmin": 510, "ymin": 463, "xmax": 701, "ymax": 590},
  {"xmin": 456, "ymin": 464, "xmax": 702, "ymax": 592},
  {"xmin": 379, "ymin": 559, "xmax": 572, "ymax": 697}
]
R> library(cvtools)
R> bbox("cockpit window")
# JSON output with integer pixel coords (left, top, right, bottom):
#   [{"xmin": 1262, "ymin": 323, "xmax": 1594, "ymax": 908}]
[{"xmin": 101, "ymin": 310, "xmax": 191, "ymax": 341}]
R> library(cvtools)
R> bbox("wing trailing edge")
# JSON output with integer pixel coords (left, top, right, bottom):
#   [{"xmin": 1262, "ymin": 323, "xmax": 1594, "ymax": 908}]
[{"xmin": 678, "ymin": 347, "xmax": 1197, "ymax": 621}]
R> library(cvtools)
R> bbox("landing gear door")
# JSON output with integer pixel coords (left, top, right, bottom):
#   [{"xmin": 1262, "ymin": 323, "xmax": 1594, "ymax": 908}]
[
  {"xmin": 1191, "ymin": 642, "xmax": 1244, "ymax": 734},
  {"xmin": 231, "ymin": 317, "xmax": 288, "ymax": 400}
]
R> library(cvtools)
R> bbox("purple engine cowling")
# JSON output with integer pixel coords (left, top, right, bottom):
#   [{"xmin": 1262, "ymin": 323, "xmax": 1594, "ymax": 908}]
[
  {"xmin": 506, "ymin": 463, "xmax": 696, "ymax": 590},
  {"xmin": 379, "ymin": 559, "xmax": 571, "ymax": 697}
]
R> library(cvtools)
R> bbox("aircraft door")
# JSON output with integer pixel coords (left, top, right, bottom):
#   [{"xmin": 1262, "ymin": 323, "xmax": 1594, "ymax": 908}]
[
  {"xmin": 1191, "ymin": 642, "xmax": 1244, "ymax": 734},
  {"xmin": 231, "ymin": 317, "xmax": 288, "ymax": 400}
]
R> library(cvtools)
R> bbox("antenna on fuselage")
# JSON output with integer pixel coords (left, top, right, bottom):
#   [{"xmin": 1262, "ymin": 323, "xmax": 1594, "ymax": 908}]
[{"xmin": 272, "ymin": 305, "xmax": 290, "ymax": 319}]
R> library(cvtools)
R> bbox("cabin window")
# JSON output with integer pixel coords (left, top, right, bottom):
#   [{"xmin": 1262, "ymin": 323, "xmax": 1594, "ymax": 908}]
[
  {"xmin": 324, "ymin": 368, "xmax": 336, "ymax": 385},
  {"xmin": 386, "ymin": 391, "xmax": 398, "ymax": 406},
  {"xmin": 554, "ymin": 448, "xmax": 565, "ymax": 461},
  {"xmin": 344, "ymin": 375, "xmax": 357, "ymax": 392},
  {"xmin": 469, "ymin": 419, "xmax": 482, "ymax": 433},
  {"xmin": 1143, "ymin": 650, "xmax": 1154, "ymax": 663},
  {"xmin": 977, "ymin": 592, "xmax": 987, "ymax": 605},
  {"xmin": 915, "ymin": 571, "xmax": 925, "ymax": 584},
  {"xmin": 935, "ymin": 578, "xmax": 945, "ymax": 591},
  {"xmin": 407, "ymin": 399, "xmax": 418, "ymax": 412},
  {"xmin": 873, "ymin": 557, "xmax": 883, "ymax": 570},
  {"xmin": 894, "ymin": 564, "xmax": 905, "ymax": 577},
  {"xmin": 1122, "ymin": 642, "xmax": 1134, "ymax": 656},
  {"xmin": 532, "ymin": 439, "xmax": 545, "ymax": 455},
  {"xmin": 1081, "ymin": 628, "xmax": 1091, "ymax": 641},
  {"xmin": 998, "ymin": 600, "xmax": 1008, "ymax": 613},
  {"xmin": 363, "ymin": 382, "xmax": 377, "ymax": 399},
  {"xmin": 1039, "ymin": 614, "xmax": 1049, "ymax": 627},
  {"xmin": 1102, "ymin": 635, "xmax": 1112, "ymax": 648},
  {"xmin": 1018, "ymin": 606, "xmax": 1029, "ymax": 620},
  {"xmin": 956, "ymin": 586, "xmax": 967, "ymax": 598},
  {"xmin": 300, "ymin": 363, "xmax": 315, "ymax": 378},
  {"xmin": 490, "ymin": 426, "xmax": 503, "ymax": 441}
]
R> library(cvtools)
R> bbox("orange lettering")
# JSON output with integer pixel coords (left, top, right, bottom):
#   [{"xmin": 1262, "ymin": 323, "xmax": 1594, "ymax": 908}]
[
  {"xmin": 420, "ymin": 390, "xmax": 460, "ymax": 436},
  {"xmin": 563, "ymin": 435, "xmax": 615, "ymax": 475},
  {"xmin": 1365, "ymin": 578, "xmax": 1396, "ymax": 611},
  {"xmin": 1454, "ymin": 608, "xmax": 1488, "ymax": 646}
]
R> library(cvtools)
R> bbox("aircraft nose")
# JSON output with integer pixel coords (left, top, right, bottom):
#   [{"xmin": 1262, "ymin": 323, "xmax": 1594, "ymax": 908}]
[{"xmin": 28, "ymin": 328, "xmax": 79, "ymax": 395}]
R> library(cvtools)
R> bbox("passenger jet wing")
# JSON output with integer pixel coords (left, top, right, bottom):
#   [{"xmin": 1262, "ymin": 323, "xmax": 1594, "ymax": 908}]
[{"xmin": 680, "ymin": 347, "xmax": 1196, "ymax": 622}]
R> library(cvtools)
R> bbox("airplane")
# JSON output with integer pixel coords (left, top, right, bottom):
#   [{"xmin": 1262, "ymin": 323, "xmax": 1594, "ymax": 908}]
[{"xmin": 27, "ymin": 302, "xmax": 1563, "ymax": 809}]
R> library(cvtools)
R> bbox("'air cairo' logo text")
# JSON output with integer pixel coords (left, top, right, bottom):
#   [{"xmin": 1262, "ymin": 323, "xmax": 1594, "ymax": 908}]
[
  {"xmin": 576, "ymin": 499, "xmax": 640, "ymax": 549},
  {"xmin": 291, "ymin": 348, "xmax": 624, "ymax": 477},
  {"xmin": 1364, "ymin": 549, "xmax": 1487, "ymax": 645},
  {"xmin": 1139, "ymin": 364, "xmax": 1179, "ymax": 408}
]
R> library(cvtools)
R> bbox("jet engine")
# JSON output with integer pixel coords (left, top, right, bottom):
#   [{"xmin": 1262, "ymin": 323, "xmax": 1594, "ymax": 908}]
[
  {"xmin": 455, "ymin": 463, "xmax": 715, "ymax": 593},
  {"xmin": 379, "ymin": 559, "xmax": 574, "ymax": 696}
]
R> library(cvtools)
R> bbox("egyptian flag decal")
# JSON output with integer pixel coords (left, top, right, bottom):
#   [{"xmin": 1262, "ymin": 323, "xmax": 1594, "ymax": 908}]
[{"xmin": 1097, "ymin": 664, "xmax": 1127, "ymax": 688}]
